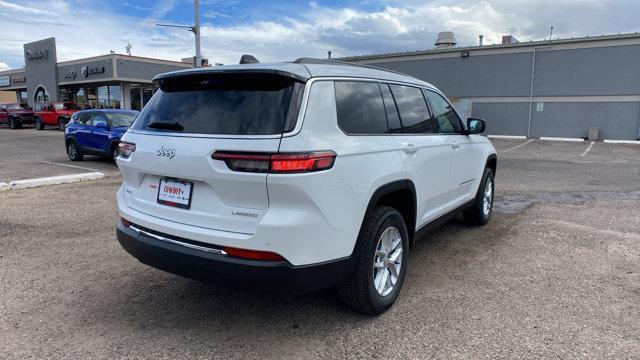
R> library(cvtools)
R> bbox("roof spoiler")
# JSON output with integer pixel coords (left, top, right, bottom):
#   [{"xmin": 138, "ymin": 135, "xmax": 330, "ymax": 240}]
[{"xmin": 239, "ymin": 54, "xmax": 260, "ymax": 64}]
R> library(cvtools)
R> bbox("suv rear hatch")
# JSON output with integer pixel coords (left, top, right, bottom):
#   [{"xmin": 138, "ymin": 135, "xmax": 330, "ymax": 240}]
[{"xmin": 120, "ymin": 71, "xmax": 306, "ymax": 234}]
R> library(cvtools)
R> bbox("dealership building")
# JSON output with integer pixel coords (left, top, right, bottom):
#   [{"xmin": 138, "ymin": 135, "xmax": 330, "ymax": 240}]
[
  {"xmin": 0, "ymin": 37, "xmax": 191, "ymax": 110},
  {"xmin": 346, "ymin": 32, "xmax": 640, "ymax": 141}
]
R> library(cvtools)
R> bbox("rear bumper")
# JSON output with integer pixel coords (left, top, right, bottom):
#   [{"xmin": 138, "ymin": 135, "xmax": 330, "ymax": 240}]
[{"xmin": 116, "ymin": 222, "xmax": 355, "ymax": 294}]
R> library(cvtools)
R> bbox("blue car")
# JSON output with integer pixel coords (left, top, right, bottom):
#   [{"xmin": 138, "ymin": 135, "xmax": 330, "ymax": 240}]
[{"xmin": 64, "ymin": 109, "xmax": 139, "ymax": 161}]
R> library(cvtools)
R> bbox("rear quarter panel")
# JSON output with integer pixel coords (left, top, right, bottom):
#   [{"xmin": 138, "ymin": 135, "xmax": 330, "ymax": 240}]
[{"xmin": 272, "ymin": 80, "xmax": 407, "ymax": 264}]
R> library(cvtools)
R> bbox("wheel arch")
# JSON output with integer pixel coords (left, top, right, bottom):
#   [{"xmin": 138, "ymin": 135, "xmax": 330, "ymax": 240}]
[
  {"xmin": 485, "ymin": 153, "xmax": 497, "ymax": 176},
  {"xmin": 65, "ymin": 135, "xmax": 77, "ymax": 146},
  {"xmin": 361, "ymin": 180, "xmax": 417, "ymax": 249}
]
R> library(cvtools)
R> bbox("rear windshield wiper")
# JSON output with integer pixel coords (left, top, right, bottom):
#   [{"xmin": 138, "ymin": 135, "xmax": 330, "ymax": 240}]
[{"xmin": 147, "ymin": 121, "xmax": 184, "ymax": 131}]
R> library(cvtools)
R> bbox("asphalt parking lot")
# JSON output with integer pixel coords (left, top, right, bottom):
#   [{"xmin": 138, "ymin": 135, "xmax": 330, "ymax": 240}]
[
  {"xmin": 1, "ymin": 129, "xmax": 638, "ymax": 359},
  {"xmin": 0, "ymin": 127, "xmax": 120, "ymax": 183}
]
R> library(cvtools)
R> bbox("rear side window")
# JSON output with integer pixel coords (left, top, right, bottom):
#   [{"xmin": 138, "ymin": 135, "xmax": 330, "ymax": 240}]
[
  {"xmin": 76, "ymin": 113, "xmax": 91, "ymax": 125},
  {"xmin": 334, "ymin": 81, "xmax": 388, "ymax": 135},
  {"xmin": 380, "ymin": 84, "xmax": 402, "ymax": 134},
  {"xmin": 132, "ymin": 73, "xmax": 304, "ymax": 135},
  {"xmin": 389, "ymin": 85, "xmax": 436, "ymax": 134},
  {"xmin": 426, "ymin": 90, "xmax": 463, "ymax": 134}
]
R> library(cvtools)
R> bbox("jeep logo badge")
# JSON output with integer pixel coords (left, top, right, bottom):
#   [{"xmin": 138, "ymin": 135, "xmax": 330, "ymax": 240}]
[{"xmin": 156, "ymin": 146, "xmax": 176, "ymax": 159}]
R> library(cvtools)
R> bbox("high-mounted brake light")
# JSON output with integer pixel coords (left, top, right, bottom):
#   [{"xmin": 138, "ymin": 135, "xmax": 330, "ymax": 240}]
[
  {"xmin": 212, "ymin": 151, "xmax": 336, "ymax": 173},
  {"xmin": 118, "ymin": 142, "xmax": 136, "ymax": 159},
  {"xmin": 223, "ymin": 246, "xmax": 285, "ymax": 261}
]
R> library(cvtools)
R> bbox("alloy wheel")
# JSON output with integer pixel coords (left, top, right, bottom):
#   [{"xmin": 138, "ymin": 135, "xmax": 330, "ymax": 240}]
[
  {"xmin": 483, "ymin": 178, "xmax": 493, "ymax": 216},
  {"xmin": 372, "ymin": 226, "xmax": 403, "ymax": 297},
  {"xmin": 68, "ymin": 143, "xmax": 77, "ymax": 159}
]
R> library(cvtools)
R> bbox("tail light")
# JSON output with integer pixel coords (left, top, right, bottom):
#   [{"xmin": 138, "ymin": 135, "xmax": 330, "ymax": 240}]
[
  {"xmin": 223, "ymin": 246, "xmax": 285, "ymax": 261},
  {"xmin": 118, "ymin": 142, "xmax": 136, "ymax": 159},
  {"xmin": 120, "ymin": 217, "xmax": 131, "ymax": 228},
  {"xmin": 212, "ymin": 151, "xmax": 336, "ymax": 173}
]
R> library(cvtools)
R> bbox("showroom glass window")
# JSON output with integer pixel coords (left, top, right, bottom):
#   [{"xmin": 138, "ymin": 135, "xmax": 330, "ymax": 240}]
[
  {"xmin": 109, "ymin": 86, "xmax": 121, "ymax": 109},
  {"xmin": 97, "ymin": 86, "xmax": 109, "ymax": 108}
]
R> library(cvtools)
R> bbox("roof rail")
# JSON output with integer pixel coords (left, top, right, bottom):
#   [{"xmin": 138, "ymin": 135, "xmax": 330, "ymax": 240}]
[{"xmin": 291, "ymin": 57, "xmax": 413, "ymax": 78}]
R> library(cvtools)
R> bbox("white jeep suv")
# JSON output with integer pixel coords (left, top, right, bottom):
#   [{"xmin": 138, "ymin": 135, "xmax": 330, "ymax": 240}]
[{"xmin": 116, "ymin": 58, "xmax": 497, "ymax": 314}]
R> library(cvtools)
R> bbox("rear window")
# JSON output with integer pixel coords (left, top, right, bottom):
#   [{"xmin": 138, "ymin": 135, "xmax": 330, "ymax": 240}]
[
  {"xmin": 105, "ymin": 112, "xmax": 139, "ymax": 127},
  {"xmin": 389, "ymin": 85, "xmax": 436, "ymax": 134},
  {"xmin": 334, "ymin": 81, "xmax": 388, "ymax": 135},
  {"xmin": 131, "ymin": 73, "xmax": 304, "ymax": 135}
]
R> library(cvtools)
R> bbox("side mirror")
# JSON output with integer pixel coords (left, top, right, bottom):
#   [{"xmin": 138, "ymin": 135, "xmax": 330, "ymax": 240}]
[
  {"xmin": 95, "ymin": 121, "xmax": 108, "ymax": 128},
  {"xmin": 466, "ymin": 118, "xmax": 486, "ymax": 135}
]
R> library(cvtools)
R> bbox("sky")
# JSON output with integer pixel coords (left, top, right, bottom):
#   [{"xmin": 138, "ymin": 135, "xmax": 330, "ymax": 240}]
[{"xmin": 1, "ymin": 0, "xmax": 639, "ymax": 71}]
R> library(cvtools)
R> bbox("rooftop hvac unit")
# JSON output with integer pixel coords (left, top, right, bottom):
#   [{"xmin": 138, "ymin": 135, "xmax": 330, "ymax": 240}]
[{"xmin": 435, "ymin": 31, "xmax": 457, "ymax": 49}]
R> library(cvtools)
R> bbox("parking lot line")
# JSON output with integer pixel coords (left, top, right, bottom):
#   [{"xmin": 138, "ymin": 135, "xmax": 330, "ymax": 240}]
[
  {"xmin": 580, "ymin": 141, "xmax": 595, "ymax": 157},
  {"xmin": 501, "ymin": 139, "xmax": 535, "ymax": 153},
  {"xmin": 40, "ymin": 161, "xmax": 100, "ymax": 172}
]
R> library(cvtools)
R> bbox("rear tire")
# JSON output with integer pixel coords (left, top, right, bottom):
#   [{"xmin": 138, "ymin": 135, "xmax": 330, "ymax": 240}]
[
  {"xmin": 58, "ymin": 119, "xmax": 65, "ymax": 131},
  {"xmin": 8, "ymin": 117, "xmax": 19, "ymax": 129},
  {"xmin": 111, "ymin": 143, "xmax": 120, "ymax": 162},
  {"xmin": 338, "ymin": 206, "xmax": 409, "ymax": 315},
  {"xmin": 66, "ymin": 140, "xmax": 83, "ymax": 161},
  {"xmin": 35, "ymin": 117, "xmax": 44, "ymax": 130},
  {"xmin": 463, "ymin": 167, "xmax": 494, "ymax": 226}
]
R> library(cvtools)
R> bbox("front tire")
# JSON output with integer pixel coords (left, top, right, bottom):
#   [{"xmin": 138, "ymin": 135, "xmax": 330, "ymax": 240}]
[
  {"xmin": 338, "ymin": 206, "xmax": 409, "ymax": 315},
  {"xmin": 463, "ymin": 167, "xmax": 495, "ymax": 226},
  {"xmin": 66, "ymin": 140, "xmax": 83, "ymax": 161},
  {"xmin": 35, "ymin": 117, "xmax": 44, "ymax": 130}
]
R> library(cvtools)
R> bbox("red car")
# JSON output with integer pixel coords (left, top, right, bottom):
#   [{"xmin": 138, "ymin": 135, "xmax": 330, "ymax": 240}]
[
  {"xmin": 0, "ymin": 102, "xmax": 35, "ymax": 129},
  {"xmin": 34, "ymin": 102, "xmax": 80, "ymax": 131}
]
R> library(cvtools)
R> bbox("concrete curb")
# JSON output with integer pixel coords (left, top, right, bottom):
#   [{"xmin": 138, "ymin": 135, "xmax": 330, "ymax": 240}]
[
  {"xmin": 487, "ymin": 135, "xmax": 527, "ymax": 140},
  {"xmin": 0, "ymin": 182, "xmax": 10, "ymax": 192},
  {"xmin": 603, "ymin": 139, "xmax": 640, "ymax": 145},
  {"xmin": 6, "ymin": 172, "xmax": 105, "ymax": 191},
  {"xmin": 539, "ymin": 137, "xmax": 585, "ymax": 142}
]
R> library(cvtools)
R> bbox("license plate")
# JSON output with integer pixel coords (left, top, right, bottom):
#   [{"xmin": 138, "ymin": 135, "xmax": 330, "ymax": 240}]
[{"xmin": 157, "ymin": 178, "xmax": 193, "ymax": 209}]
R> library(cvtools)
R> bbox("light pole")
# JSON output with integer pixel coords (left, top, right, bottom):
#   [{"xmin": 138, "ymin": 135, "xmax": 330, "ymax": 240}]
[
  {"xmin": 193, "ymin": 0, "xmax": 201, "ymax": 68},
  {"xmin": 156, "ymin": 0, "xmax": 202, "ymax": 68}
]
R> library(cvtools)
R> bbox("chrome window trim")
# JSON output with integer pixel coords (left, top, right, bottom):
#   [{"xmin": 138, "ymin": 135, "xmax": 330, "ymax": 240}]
[{"xmin": 127, "ymin": 76, "xmax": 439, "ymax": 139}]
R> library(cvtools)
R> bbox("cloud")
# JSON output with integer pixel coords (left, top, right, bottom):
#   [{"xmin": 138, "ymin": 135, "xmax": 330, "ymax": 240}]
[
  {"xmin": 0, "ymin": 0, "xmax": 638, "ymax": 69},
  {"xmin": 0, "ymin": 0, "xmax": 55, "ymax": 15},
  {"xmin": 204, "ymin": 10, "xmax": 231, "ymax": 19},
  {"xmin": 0, "ymin": 62, "xmax": 11, "ymax": 71}
]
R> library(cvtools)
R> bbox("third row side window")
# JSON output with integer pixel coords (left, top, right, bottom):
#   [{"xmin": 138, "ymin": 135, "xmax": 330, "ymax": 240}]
[
  {"xmin": 389, "ymin": 84, "xmax": 436, "ymax": 134},
  {"xmin": 335, "ymin": 81, "xmax": 388, "ymax": 135}
]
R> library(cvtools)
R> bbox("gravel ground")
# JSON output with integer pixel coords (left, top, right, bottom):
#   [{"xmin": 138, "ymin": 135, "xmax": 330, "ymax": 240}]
[{"xmin": 0, "ymin": 134, "xmax": 639, "ymax": 359}]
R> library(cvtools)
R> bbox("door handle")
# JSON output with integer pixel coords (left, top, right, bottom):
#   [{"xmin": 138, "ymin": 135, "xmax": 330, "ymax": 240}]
[
  {"xmin": 450, "ymin": 143, "xmax": 460, "ymax": 150},
  {"xmin": 402, "ymin": 143, "xmax": 418, "ymax": 154}
]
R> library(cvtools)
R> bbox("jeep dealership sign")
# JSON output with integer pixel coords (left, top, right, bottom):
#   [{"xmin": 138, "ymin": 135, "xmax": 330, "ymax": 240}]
[
  {"xmin": 25, "ymin": 49, "xmax": 49, "ymax": 61},
  {"xmin": 80, "ymin": 66, "xmax": 105, "ymax": 77}
]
